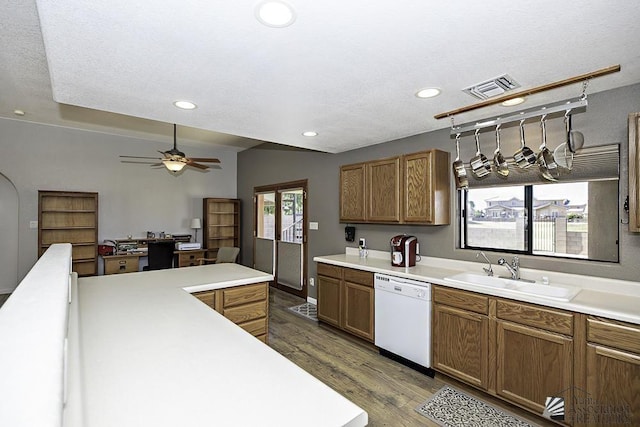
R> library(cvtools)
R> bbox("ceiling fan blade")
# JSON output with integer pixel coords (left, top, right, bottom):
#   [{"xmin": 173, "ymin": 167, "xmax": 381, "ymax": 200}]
[
  {"xmin": 188, "ymin": 157, "xmax": 220, "ymax": 163},
  {"xmin": 120, "ymin": 155, "xmax": 162, "ymax": 160},
  {"xmin": 186, "ymin": 161, "xmax": 209, "ymax": 170}
]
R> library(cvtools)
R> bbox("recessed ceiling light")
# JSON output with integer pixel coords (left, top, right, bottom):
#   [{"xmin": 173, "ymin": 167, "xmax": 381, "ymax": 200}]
[
  {"xmin": 501, "ymin": 97, "xmax": 526, "ymax": 107},
  {"xmin": 13, "ymin": 109, "xmax": 25, "ymax": 116},
  {"xmin": 415, "ymin": 87, "xmax": 441, "ymax": 99},
  {"xmin": 173, "ymin": 100, "xmax": 197, "ymax": 110},
  {"xmin": 256, "ymin": 1, "xmax": 296, "ymax": 28},
  {"xmin": 302, "ymin": 131, "xmax": 318, "ymax": 137}
]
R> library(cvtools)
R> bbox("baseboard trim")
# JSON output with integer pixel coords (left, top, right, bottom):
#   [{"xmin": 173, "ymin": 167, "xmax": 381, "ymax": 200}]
[{"xmin": 306, "ymin": 296, "xmax": 317, "ymax": 305}]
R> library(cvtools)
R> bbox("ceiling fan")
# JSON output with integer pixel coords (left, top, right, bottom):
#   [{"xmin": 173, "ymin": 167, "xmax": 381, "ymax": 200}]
[{"xmin": 120, "ymin": 124, "xmax": 220, "ymax": 173}]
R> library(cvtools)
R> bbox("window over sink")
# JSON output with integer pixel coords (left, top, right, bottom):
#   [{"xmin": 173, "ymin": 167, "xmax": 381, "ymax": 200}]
[{"xmin": 460, "ymin": 181, "xmax": 619, "ymax": 262}]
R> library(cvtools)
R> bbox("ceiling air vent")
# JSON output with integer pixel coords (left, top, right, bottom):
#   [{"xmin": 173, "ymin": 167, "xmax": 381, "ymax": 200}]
[{"xmin": 463, "ymin": 74, "xmax": 521, "ymax": 100}]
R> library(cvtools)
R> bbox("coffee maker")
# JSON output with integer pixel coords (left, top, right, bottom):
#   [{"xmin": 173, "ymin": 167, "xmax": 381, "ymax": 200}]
[{"xmin": 390, "ymin": 235, "xmax": 418, "ymax": 267}]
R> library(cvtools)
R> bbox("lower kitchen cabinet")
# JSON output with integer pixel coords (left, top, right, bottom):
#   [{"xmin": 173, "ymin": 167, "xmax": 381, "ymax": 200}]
[
  {"xmin": 317, "ymin": 274, "xmax": 342, "ymax": 328},
  {"xmin": 432, "ymin": 286, "xmax": 489, "ymax": 390},
  {"xmin": 317, "ymin": 263, "xmax": 374, "ymax": 342},
  {"xmin": 496, "ymin": 320, "xmax": 573, "ymax": 414},
  {"xmin": 432, "ymin": 303, "xmax": 489, "ymax": 390},
  {"xmin": 193, "ymin": 282, "xmax": 269, "ymax": 343},
  {"xmin": 575, "ymin": 315, "xmax": 640, "ymax": 426}
]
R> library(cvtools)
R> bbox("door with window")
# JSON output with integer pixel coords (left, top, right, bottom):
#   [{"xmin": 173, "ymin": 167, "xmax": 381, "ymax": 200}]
[{"xmin": 254, "ymin": 180, "xmax": 307, "ymax": 298}]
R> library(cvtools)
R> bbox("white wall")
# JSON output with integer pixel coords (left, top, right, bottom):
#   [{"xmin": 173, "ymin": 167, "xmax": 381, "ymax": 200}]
[
  {"xmin": 0, "ymin": 118, "xmax": 238, "ymax": 286},
  {"xmin": 0, "ymin": 173, "xmax": 19, "ymax": 293}
]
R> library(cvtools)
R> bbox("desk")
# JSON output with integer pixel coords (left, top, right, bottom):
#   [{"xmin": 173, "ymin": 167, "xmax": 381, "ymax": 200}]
[
  {"xmin": 174, "ymin": 249, "xmax": 206, "ymax": 267},
  {"xmin": 102, "ymin": 249, "xmax": 206, "ymax": 274}
]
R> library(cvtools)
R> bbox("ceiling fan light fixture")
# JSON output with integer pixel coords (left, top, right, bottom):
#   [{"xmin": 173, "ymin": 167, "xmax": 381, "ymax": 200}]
[
  {"xmin": 173, "ymin": 100, "xmax": 197, "ymax": 110},
  {"xmin": 163, "ymin": 158, "xmax": 187, "ymax": 172}
]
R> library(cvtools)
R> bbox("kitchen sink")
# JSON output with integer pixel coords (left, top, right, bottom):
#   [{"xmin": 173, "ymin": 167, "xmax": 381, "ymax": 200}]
[{"xmin": 443, "ymin": 273, "xmax": 581, "ymax": 302}]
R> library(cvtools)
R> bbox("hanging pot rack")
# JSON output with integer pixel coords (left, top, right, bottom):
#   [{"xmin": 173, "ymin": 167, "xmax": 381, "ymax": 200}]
[{"xmin": 450, "ymin": 96, "xmax": 587, "ymax": 136}]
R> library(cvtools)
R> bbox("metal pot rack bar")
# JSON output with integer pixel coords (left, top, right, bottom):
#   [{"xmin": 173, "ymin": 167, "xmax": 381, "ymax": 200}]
[{"xmin": 450, "ymin": 97, "xmax": 587, "ymax": 137}]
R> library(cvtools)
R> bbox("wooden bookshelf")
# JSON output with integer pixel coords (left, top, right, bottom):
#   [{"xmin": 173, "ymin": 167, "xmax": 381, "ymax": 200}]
[
  {"xmin": 203, "ymin": 198, "xmax": 240, "ymax": 262},
  {"xmin": 38, "ymin": 190, "xmax": 98, "ymax": 276}
]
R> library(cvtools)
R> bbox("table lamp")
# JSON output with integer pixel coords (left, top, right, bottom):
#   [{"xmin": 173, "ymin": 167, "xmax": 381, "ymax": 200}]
[{"xmin": 190, "ymin": 218, "xmax": 202, "ymax": 243}]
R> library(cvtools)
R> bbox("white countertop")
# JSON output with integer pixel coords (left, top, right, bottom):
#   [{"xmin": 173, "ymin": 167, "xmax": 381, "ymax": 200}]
[
  {"xmin": 314, "ymin": 250, "xmax": 640, "ymax": 325},
  {"xmin": 74, "ymin": 264, "xmax": 367, "ymax": 427}
]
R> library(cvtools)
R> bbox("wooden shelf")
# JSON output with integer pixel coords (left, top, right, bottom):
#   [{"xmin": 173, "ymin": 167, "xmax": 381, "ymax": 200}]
[
  {"xmin": 38, "ymin": 190, "xmax": 98, "ymax": 277},
  {"xmin": 203, "ymin": 198, "xmax": 240, "ymax": 263}
]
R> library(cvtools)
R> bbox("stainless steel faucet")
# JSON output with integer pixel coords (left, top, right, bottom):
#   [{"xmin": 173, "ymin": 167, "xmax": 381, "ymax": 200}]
[
  {"xmin": 476, "ymin": 251, "xmax": 493, "ymax": 276},
  {"xmin": 498, "ymin": 256, "xmax": 520, "ymax": 280}
]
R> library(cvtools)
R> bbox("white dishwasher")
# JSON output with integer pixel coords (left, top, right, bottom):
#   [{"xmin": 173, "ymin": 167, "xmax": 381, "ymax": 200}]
[{"xmin": 374, "ymin": 273, "xmax": 433, "ymax": 375}]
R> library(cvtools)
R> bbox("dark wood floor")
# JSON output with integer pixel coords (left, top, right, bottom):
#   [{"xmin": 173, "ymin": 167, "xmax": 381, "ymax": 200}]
[
  {"xmin": 0, "ymin": 293, "xmax": 10, "ymax": 308},
  {"xmin": 268, "ymin": 287, "xmax": 553, "ymax": 427}
]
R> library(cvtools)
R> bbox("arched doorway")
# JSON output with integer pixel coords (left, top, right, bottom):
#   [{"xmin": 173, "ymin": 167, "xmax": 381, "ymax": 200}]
[{"xmin": 0, "ymin": 173, "xmax": 19, "ymax": 293}]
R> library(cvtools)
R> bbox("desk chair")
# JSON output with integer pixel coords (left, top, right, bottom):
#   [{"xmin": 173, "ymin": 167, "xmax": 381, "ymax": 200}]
[
  {"xmin": 198, "ymin": 247, "xmax": 240, "ymax": 265},
  {"xmin": 146, "ymin": 241, "xmax": 175, "ymax": 270}
]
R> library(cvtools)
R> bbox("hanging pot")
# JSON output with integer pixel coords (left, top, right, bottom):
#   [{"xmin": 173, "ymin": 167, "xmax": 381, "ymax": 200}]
[
  {"xmin": 452, "ymin": 133, "xmax": 469, "ymax": 189},
  {"xmin": 492, "ymin": 124, "xmax": 509, "ymax": 177},
  {"xmin": 513, "ymin": 119, "xmax": 537, "ymax": 168},
  {"xmin": 553, "ymin": 111, "xmax": 574, "ymax": 170},
  {"xmin": 470, "ymin": 129, "xmax": 491, "ymax": 178},
  {"xmin": 565, "ymin": 111, "xmax": 585, "ymax": 153},
  {"xmin": 537, "ymin": 115, "xmax": 559, "ymax": 181}
]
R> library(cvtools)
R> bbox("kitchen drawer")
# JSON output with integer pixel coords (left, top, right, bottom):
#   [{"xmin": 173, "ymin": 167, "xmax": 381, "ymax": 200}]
[
  {"xmin": 104, "ymin": 256, "xmax": 139, "ymax": 274},
  {"xmin": 221, "ymin": 283, "xmax": 268, "ymax": 308},
  {"xmin": 256, "ymin": 334, "xmax": 268, "ymax": 344},
  {"xmin": 223, "ymin": 300, "xmax": 267, "ymax": 324},
  {"xmin": 317, "ymin": 263, "xmax": 343, "ymax": 279},
  {"xmin": 497, "ymin": 299, "xmax": 573, "ymax": 336},
  {"xmin": 239, "ymin": 318, "xmax": 267, "ymax": 337},
  {"xmin": 433, "ymin": 286, "xmax": 488, "ymax": 315},
  {"xmin": 177, "ymin": 250, "xmax": 206, "ymax": 267},
  {"xmin": 193, "ymin": 289, "xmax": 217, "ymax": 310},
  {"xmin": 343, "ymin": 268, "xmax": 373, "ymax": 287},
  {"xmin": 587, "ymin": 317, "xmax": 640, "ymax": 354}
]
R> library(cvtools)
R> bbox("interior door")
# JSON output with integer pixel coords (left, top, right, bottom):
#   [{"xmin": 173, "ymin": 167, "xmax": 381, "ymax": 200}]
[{"xmin": 254, "ymin": 180, "xmax": 307, "ymax": 298}]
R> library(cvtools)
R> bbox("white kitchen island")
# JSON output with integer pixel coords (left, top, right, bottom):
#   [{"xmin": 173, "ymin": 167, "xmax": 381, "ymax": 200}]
[{"xmin": 0, "ymin": 245, "xmax": 367, "ymax": 427}]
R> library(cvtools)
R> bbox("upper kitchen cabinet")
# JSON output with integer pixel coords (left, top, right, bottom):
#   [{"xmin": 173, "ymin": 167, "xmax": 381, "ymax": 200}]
[
  {"xmin": 629, "ymin": 113, "xmax": 640, "ymax": 232},
  {"xmin": 339, "ymin": 163, "xmax": 367, "ymax": 222},
  {"xmin": 339, "ymin": 149, "xmax": 450, "ymax": 225},
  {"xmin": 38, "ymin": 190, "xmax": 98, "ymax": 276},
  {"xmin": 367, "ymin": 157, "xmax": 401, "ymax": 222},
  {"xmin": 403, "ymin": 150, "xmax": 450, "ymax": 224}
]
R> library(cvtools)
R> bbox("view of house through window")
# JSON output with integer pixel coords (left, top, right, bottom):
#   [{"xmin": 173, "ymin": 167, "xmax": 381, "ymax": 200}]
[{"xmin": 462, "ymin": 181, "xmax": 619, "ymax": 262}]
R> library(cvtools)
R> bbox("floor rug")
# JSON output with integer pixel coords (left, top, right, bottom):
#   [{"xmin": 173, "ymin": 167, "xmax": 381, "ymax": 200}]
[
  {"xmin": 415, "ymin": 385, "xmax": 539, "ymax": 427},
  {"xmin": 288, "ymin": 302, "xmax": 318, "ymax": 322}
]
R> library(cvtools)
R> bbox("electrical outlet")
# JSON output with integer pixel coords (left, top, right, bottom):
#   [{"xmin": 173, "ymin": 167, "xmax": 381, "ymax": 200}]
[
  {"xmin": 358, "ymin": 238, "xmax": 366, "ymax": 247},
  {"xmin": 29, "ymin": 220, "xmax": 38, "ymax": 229},
  {"xmin": 309, "ymin": 278, "xmax": 315, "ymax": 287}
]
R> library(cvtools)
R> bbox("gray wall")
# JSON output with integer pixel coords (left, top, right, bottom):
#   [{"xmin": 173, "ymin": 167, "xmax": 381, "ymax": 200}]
[
  {"xmin": 238, "ymin": 83, "xmax": 640, "ymax": 299},
  {"xmin": 0, "ymin": 118, "xmax": 237, "ymax": 290}
]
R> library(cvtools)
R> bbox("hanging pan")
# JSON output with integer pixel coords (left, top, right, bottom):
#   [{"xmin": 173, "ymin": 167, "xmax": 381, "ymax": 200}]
[
  {"xmin": 513, "ymin": 119, "xmax": 537, "ymax": 168},
  {"xmin": 537, "ymin": 114, "xmax": 559, "ymax": 181},
  {"xmin": 470, "ymin": 129, "xmax": 491, "ymax": 178},
  {"xmin": 565, "ymin": 110, "xmax": 584, "ymax": 153},
  {"xmin": 452, "ymin": 133, "xmax": 469, "ymax": 189},
  {"xmin": 553, "ymin": 110, "xmax": 575, "ymax": 170},
  {"xmin": 492, "ymin": 124, "xmax": 509, "ymax": 177}
]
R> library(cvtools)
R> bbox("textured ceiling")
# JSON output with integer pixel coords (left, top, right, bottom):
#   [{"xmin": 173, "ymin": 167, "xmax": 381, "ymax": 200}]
[{"xmin": 2, "ymin": 1, "xmax": 640, "ymax": 153}]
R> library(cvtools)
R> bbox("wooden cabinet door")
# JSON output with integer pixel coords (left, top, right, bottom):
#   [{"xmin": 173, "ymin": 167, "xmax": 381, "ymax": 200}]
[
  {"xmin": 342, "ymin": 281, "xmax": 374, "ymax": 342},
  {"xmin": 317, "ymin": 275, "xmax": 342, "ymax": 327},
  {"xmin": 432, "ymin": 304, "xmax": 489, "ymax": 389},
  {"xmin": 339, "ymin": 163, "xmax": 366, "ymax": 222},
  {"xmin": 629, "ymin": 113, "xmax": 640, "ymax": 232},
  {"xmin": 367, "ymin": 157, "xmax": 401, "ymax": 222},
  {"xmin": 585, "ymin": 344, "xmax": 640, "ymax": 426},
  {"xmin": 403, "ymin": 150, "xmax": 450, "ymax": 224},
  {"xmin": 496, "ymin": 320, "xmax": 573, "ymax": 414}
]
